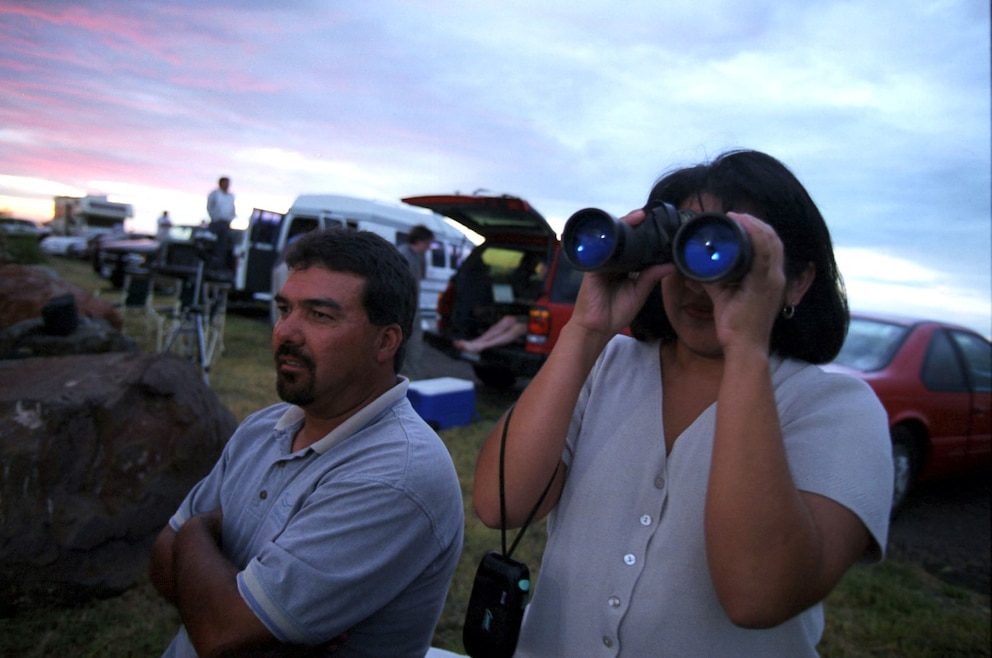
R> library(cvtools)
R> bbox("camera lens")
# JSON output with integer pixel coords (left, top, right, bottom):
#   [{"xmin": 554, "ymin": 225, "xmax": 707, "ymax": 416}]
[
  {"xmin": 673, "ymin": 213, "xmax": 751, "ymax": 283},
  {"xmin": 562, "ymin": 208, "xmax": 617, "ymax": 270}
]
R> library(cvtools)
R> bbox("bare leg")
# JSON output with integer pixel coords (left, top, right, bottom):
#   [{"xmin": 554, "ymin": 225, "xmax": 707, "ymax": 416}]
[{"xmin": 455, "ymin": 317, "xmax": 527, "ymax": 353}]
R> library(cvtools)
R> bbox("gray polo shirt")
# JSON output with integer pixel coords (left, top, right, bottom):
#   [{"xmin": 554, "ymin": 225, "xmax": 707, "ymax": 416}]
[{"xmin": 162, "ymin": 378, "xmax": 464, "ymax": 658}]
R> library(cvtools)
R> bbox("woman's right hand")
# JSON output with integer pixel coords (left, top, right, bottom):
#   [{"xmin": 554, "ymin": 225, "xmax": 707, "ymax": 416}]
[{"xmin": 568, "ymin": 209, "xmax": 675, "ymax": 337}]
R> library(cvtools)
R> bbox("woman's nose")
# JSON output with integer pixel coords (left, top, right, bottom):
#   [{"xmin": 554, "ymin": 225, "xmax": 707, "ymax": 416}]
[{"xmin": 682, "ymin": 276, "xmax": 705, "ymax": 294}]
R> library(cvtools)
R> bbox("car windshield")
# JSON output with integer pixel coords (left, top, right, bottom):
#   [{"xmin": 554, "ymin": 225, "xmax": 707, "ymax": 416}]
[{"xmin": 832, "ymin": 317, "xmax": 910, "ymax": 371}]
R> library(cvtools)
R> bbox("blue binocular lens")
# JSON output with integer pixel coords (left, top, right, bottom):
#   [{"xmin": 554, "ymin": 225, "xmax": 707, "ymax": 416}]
[
  {"xmin": 564, "ymin": 209, "xmax": 616, "ymax": 270},
  {"xmin": 672, "ymin": 214, "xmax": 750, "ymax": 283}
]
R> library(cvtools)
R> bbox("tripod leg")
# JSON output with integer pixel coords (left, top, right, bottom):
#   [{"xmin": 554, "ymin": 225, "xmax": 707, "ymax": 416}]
[{"xmin": 195, "ymin": 313, "xmax": 209, "ymax": 385}]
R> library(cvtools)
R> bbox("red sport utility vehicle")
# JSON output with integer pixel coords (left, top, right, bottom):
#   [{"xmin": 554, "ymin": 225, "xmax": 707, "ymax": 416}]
[{"xmin": 403, "ymin": 193, "xmax": 583, "ymax": 388}]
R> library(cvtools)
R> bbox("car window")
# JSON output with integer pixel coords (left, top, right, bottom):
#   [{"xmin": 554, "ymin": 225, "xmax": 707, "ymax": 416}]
[
  {"xmin": 459, "ymin": 246, "xmax": 548, "ymax": 303},
  {"xmin": 921, "ymin": 330, "xmax": 968, "ymax": 392},
  {"xmin": 549, "ymin": 255, "xmax": 583, "ymax": 304},
  {"xmin": 833, "ymin": 317, "xmax": 908, "ymax": 371},
  {"xmin": 949, "ymin": 330, "xmax": 992, "ymax": 392}
]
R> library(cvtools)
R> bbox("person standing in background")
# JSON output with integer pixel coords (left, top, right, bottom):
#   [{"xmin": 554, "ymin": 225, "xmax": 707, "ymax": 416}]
[
  {"xmin": 398, "ymin": 224, "xmax": 435, "ymax": 380},
  {"xmin": 206, "ymin": 176, "xmax": 236, "ymax": 272},
  {"xmin": 157, "ymin": 210, "xmax": 172, "ymax": 242}
]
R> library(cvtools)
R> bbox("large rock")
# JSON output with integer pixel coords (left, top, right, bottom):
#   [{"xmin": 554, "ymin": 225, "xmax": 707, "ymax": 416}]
[
  {"xmin": 0, "ymin": 263, "xmax": 123, "ymax": 331},
  {"xmin": 0, "ymin": 351, "xmax": 237, "ymax": 612}
]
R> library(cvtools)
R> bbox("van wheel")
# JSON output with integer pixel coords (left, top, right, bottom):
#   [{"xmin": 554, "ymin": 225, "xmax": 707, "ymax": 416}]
[{"xmin": 472, "ymin": 365, "xmax": 516, "ymax": 389}]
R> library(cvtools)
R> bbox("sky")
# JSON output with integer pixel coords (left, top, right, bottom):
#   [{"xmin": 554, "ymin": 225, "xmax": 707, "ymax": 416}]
[{"xmin": 1, "ymin": 1, "xmax": 989, "ymax": 337}]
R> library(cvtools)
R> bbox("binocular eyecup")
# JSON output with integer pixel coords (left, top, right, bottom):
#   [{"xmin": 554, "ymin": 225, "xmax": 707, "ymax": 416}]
[{"xmin": 561, "ymin": 203, "xmax": 752, "ymax": 283}]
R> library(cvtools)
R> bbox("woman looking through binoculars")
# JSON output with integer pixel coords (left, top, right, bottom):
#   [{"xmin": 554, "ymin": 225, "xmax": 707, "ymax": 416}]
[{"xmin": 471, "ymin": 149, "xmax": 893, "ymax": 656}]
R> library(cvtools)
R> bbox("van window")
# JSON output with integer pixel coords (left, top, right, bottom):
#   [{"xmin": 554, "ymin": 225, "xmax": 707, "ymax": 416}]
[
  {"xmin": 249, "ymin": 209, "xmax": 282, "ymax": 244},
  {"xmin": 449, "ymin": 243, "xmax": 469, "ymax": 269},
  {"xmin": 430, "ymin": 242, "xmax": 447, "ymax": 269},
  {"xmin": 287, "ymin": 216, "xmax": 320, "ymax": 241}
]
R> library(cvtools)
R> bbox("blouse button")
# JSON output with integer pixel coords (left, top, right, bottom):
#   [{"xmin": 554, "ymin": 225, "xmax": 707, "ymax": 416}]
[
  {"xmin": 259, "ymin": 490, "xmax": 268, "ymax": 500},
  {"xmin": 608, "ymin": 596, "xmax": 621, "ymax": 608},
  {"xmin": 640, "ymin": 514, "xmax": 652, "ymax": 526},
  {"xmin": 623, "ymin": 553, "xmax": 636, "ymax": 566},
  {"xmin": 602, "ymin": 636, "xmax": 614, "ymax": 648},
  {"xmin": 654, "ymin": 475, "xmax": 666, "ymax": 489}
]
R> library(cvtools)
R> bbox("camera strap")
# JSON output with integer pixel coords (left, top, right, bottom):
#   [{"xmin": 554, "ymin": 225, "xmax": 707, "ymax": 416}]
[{"xmin": 499, "ymin": 404, "xmax": 560, "ymax": 559}]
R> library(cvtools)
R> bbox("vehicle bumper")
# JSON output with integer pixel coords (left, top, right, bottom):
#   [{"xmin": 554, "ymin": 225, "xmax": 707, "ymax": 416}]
[{"xmin": 423, "ymin": 330, "xmax": 546, "ymax": 378}]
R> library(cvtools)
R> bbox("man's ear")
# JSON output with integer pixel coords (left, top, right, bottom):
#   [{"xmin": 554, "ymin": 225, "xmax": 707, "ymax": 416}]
[{"xmin": 374, "ymin": 324, "xmax": 403, "ymax": 366}]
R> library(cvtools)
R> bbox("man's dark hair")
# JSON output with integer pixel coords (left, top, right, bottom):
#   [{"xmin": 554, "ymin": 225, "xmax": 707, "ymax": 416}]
[
  {"xmin": 408, "ymin": 225, "xmax": 435, "ymax": 245},
  {"xmin": 629, "ymin": 149, "xmax": 849, "ymax": 364},
  {"xmin": 284, "ymin": 228, "xmax": 417, "ymax": 371}
]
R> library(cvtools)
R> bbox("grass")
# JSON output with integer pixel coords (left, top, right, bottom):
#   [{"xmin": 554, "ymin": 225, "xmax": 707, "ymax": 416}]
[{"xmin": 1, "ymin": 255, "xmax": 989, "ymax": 656}]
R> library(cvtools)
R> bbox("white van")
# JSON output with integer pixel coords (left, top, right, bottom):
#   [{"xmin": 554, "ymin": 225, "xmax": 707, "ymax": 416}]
[{"xmin": 232, "ymin": 195, "xmax": 474, "ymax": 326}]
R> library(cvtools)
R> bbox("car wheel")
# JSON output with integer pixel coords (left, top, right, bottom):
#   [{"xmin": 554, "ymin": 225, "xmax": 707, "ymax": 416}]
[
  {"xmin": 472, "ymin": 365, "xmax": 516, "ymax": 389},
  {"xmin": 890, "ymin": 425, "xmax": 919, "ymax": 516}
]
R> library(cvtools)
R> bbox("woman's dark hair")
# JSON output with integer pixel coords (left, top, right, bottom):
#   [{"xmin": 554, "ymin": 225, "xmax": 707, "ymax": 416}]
[
  {"xmin": 284, "ymin": 227, "xmax": 416, "ymax": 371},
  {"xmin": 629, "ymin": 149, "xmax": 849, "ymax": 363}
]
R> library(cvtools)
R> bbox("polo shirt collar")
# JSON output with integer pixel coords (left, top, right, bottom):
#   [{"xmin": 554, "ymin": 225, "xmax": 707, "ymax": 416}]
[{"xmin": 272, "ymin": 376, "xmax": 411, "ymax": 455}]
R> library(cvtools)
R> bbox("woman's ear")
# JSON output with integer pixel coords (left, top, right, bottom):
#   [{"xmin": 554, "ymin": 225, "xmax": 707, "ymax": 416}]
[{"xmin": 788, "ymin": 261, "xmax": 816, "ymax": 307}]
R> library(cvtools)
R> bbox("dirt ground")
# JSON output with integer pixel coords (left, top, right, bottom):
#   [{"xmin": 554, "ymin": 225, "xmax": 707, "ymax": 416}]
[{"xmin": 886, "ymin": 468, "xmax": 991, "ymax": 595}]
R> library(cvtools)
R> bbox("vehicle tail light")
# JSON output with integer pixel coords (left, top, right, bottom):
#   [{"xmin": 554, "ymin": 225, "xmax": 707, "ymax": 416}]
[{"xmin": 527, "ymin": 306, "xmax": 551, "ymax": 346}]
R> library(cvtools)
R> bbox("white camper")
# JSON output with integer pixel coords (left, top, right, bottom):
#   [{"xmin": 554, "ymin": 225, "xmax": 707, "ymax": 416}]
[{"xmin": 232, "ymin": 195, "xmax": 473, "ymax": 326}]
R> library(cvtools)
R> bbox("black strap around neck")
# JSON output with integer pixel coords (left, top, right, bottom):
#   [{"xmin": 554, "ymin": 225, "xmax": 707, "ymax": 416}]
[{"xmin": 499, "ymin": 404, "xmax": 561, "ymax": 559}]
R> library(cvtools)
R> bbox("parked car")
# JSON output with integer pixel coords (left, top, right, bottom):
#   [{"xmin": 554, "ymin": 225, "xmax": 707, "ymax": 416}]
[
  {"xmin": 823, "ymin": 313, "xmax": 991, "ymax": 512},
  {"xmin": 403, "ymin": 193, "xmax": 584, "ymax": 388},
  {"xmin": 41, "ymin": 234, "xmax": 88, "ymax": 257},
  {"xmin": 39, "ymin": 228, "xmax": 109, "ymax": 258},
  {"xmin": 0, "ymin": 217, "xmax": 49, "ymax": 240}
]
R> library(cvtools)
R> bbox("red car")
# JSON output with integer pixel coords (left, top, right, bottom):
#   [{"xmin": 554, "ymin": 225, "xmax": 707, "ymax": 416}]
[{"xmin": 823, "ymin": 313, "xmax": 991, "ymax": 512}]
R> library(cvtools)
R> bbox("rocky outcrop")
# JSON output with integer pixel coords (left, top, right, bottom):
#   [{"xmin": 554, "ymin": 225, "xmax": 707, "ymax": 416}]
[
  {"xmin": 0, "ymin": 351, "xmax": 237, "ymax": 611},
  {"xmin": 0, "ymin": 263, "xmax": 123, "ymax": 331}
]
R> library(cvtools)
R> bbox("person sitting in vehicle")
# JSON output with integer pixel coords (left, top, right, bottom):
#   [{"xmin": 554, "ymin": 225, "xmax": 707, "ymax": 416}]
[
  {"xmin": 448, "ymin": 257, "xmax": 495, "ymax": 338},
  {"xmin": 454, "ymin": 253, "xmax": 546, "ymax": 354}
]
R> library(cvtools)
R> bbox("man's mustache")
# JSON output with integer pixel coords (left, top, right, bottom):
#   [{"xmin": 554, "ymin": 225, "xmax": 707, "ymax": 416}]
[{"xmin": 275, "ymin": 344, "xmax": 314, "ymax": 369}]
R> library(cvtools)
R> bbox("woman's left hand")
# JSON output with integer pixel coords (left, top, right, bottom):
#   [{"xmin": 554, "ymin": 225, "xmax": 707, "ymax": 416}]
[{"xmin": 703, "ymin": 212, "xmax": 788, "ymax": 355}]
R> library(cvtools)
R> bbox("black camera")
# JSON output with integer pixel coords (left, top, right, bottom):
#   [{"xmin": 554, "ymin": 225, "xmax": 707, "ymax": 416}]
[
  {"xmin": 190, "ymin": 227, "xmax": 218, "ymax": 259},
  {"xmin": 463, "ymin": 551, "xmax": 532, "ymax": 658},
  {"xmin": 561, "ymin": 202, "xmax": 752, "ymax": 283}
]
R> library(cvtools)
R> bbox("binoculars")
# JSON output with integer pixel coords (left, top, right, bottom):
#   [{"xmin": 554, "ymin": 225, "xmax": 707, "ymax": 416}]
[{"xmin": 561, "ymin": 203, "xmax": 752, "ymax": 283}]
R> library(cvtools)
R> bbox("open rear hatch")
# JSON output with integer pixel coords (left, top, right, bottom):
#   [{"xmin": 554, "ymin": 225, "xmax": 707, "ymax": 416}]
[{"xmin": 402, "ymin": 194, "xmax": 556, "ymax": 240}]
